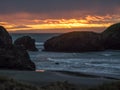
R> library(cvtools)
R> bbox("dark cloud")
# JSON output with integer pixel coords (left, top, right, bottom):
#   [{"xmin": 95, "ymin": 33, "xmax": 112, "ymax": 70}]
[{"xmin": 0, "ymin": 0, "xmax": 120, "ymax": 17}]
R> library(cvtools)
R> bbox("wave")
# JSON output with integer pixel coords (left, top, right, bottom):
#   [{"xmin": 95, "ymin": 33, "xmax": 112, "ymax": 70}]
[
  {"xmin": 85, "ymin": 62, "xmax": 120, "ymax": 69},
  {"xmin": 35, "ymin": 42, "xmax": 44, "ymax": 46},
  {"xmin": 35, "ymin": 42, "xmax": 44, "ymax": 50},
  {"xmin": 102, "ymin": 53, "xmax": 112, "ymax": 56}
]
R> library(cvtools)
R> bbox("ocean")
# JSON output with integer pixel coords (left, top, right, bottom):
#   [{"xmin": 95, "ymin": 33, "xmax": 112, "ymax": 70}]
[{"xmin": 11, "ymin": 33, "xmax": 120, "ymax": 76}]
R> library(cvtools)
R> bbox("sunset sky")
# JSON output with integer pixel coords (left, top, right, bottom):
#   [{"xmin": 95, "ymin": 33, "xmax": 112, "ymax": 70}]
[{"xmin": 0, "ymin": 0, "xmax": 120, "ymax": 33}]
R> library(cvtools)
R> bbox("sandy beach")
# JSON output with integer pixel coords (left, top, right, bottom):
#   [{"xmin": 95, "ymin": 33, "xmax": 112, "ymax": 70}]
[{"xmin": 0, "ymin": 70, "xmax": 119, "ymax": 89}]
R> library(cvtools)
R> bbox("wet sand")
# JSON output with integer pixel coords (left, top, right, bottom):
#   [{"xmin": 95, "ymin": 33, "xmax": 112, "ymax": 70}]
[{"xmin": 0, "ymin": 70, "xmax": 119, "ymax": 89}]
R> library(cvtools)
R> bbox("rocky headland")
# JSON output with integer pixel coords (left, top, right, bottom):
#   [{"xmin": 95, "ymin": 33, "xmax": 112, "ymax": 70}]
[{"xmin": 44, "ymin": 23, "xmax": 120, "ymax": 52}]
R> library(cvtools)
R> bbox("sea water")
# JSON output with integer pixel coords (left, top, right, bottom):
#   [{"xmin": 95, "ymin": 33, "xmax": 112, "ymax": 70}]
[{"xmin": 11, "ymin": 33, "xmax": 120, "ymax": 76}]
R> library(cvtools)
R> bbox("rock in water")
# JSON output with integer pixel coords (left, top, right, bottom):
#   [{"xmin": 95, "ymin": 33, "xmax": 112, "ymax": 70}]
[
  {"xmin": 44, "ymin": 31, "xmax": 104, "ymax": 52},
  {"xmin": 0, "ymin": 26, "xmax": 35, "ymax": 70},
  {"xmin": 14, "ymin": 36, "xmax": 38, "ymax": 51},
  {"xmin": 102, "ymin": 23, "xmax": 120, "ymax": 49},
  {"xmin": 0, "ymin": 26, "xmax": 12, "ymax": 47},
  {"xmin": 0, "ymin": 45, "xmax": 35, "ymax": 70}
]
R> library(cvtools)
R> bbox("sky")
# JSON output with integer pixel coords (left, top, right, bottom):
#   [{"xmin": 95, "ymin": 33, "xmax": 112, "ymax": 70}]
[{"xmin": 0, "ymin": 0, "xmax": 120, "ymax": 33}]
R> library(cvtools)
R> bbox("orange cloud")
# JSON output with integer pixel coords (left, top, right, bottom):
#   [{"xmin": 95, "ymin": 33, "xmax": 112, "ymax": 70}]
[{"xmin": 0, "ymin": 13, "xmax": 119, "ymax": 32}]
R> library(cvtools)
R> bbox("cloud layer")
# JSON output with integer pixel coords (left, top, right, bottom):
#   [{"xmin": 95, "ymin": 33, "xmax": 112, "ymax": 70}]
[
  {"xmin": 0, "ymin": 0, "xmax": 120, "ymax": 32},
  {"xmin": 0, "ymin": 0, "xmax": 120, "ymax": 16}
]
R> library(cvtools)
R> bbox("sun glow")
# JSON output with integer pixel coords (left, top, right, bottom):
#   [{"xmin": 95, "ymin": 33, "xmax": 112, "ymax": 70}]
[
  {"xmin": 26, "ymin": 23, "xmax": 111, "ymax": 30},
  {"xmin": 0, "ymin": 13, "xmax": 119, "ymax": 32}
]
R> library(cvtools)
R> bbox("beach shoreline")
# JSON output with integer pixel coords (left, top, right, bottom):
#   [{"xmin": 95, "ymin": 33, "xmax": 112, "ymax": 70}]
[
  {"xmin": 53, "ymin": 70, "xmax": 120, "ymax": 80},
  {"xmin": 0, "ymin": 70, "xmax": 119, "ymax": 89}
]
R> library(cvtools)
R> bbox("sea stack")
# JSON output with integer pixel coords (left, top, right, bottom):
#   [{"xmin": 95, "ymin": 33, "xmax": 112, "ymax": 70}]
[
  {"xmin": 44, "ymin": 31, "xmax": 104, "ymax": 52},
  {"xmin": 102, "ymin": 23, "xmax": 120, "ymax": 50},
  {"xmin": 0, "ymin": 26, "xmax": 12, "ymax": 47},
  {"xmin": 0, "ymin": 26, "xmax": 35, "ymax": 70},
  {"xmin": 14, "ymin": 36, "xmax": 38, "ymax": 51}
]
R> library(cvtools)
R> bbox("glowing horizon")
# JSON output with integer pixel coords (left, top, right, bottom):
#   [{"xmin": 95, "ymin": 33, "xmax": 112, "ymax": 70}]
[{"xmin": 0, "ymin": 14, "xmax": 119, "ymax": 32}]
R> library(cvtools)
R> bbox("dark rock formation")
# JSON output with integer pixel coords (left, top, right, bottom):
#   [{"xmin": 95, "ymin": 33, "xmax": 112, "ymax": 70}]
[
  {"xmin": 44, "ymin": 31, "xmax": 104, "ymax": 52},
  {"xmin": 44, "ymin": 22, "xmax": 120, "ymax": 52},
  {"xmin": 0, "ymin": 26, "xmax": 35, "ymax": 70},
  {"xmin": 14, "ymin": 36, "xmax": 38, "ymax": 51},
  {"xmin": 0, "ymin": 26, "xmax": 12, "ymax": 47},
  {"xmin": 102, "ymin": 23, "xmax": 120, "ymax": 49},
  {"xmin": 0, "ymin": 45, "xmax": 35, "ymax": 70}
]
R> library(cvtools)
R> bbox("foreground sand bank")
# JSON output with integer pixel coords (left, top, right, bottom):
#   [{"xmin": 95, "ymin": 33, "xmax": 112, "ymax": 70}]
[{"xmin": 0, "ymin": 70, "xmax": 119, "ymax": 88}]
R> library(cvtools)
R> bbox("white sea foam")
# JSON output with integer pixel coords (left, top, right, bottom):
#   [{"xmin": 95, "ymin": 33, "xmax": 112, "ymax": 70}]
[
  {"xmin": 102, "ymin": 53, "xmax": 112, "ymax": 56},
  {"xmin": 35, "ymin": 42, "xmax": 44, "ymax": 45}
]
